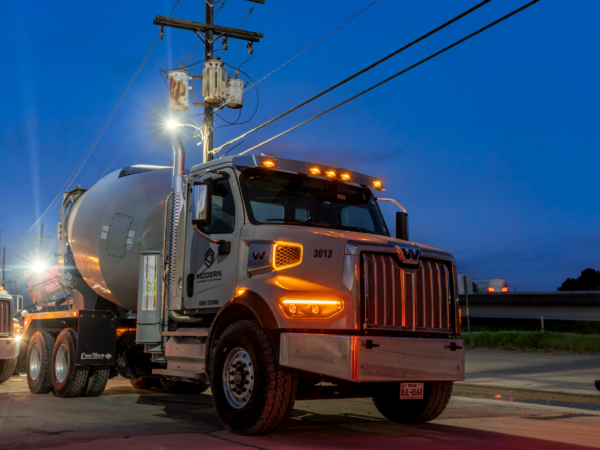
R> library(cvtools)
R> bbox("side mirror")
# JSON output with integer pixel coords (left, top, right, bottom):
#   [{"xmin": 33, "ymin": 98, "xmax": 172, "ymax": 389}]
[
  {"xmin": 395, "ymin": 211, "xmax": 409, "ymax": 241},
  {"xmin": 191, "ymin": 182, "xmax": 212, "ymax": 226}
]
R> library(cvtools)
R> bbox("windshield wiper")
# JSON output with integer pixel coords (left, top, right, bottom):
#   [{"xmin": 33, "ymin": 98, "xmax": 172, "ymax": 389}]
[
  {"xmin": 328, "ymin": 225, "xmax": 376, "ymax": 234},
  {"xmin": 265, "ymin": 219, "xmax": 315, "ymax": 226}
]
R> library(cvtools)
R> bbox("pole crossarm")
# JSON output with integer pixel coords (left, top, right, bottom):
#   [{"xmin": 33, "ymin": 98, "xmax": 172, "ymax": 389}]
[
  {"xmin": 246, "ymin": 0, "xmax": 265, "ymax": 4},
  {"xmin": 154, "ymin": 16, "xmax": 263, "ymax": 42}
]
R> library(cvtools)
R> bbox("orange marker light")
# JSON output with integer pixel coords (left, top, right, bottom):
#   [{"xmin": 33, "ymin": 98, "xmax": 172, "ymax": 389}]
[
  {"xmin": 372, "ymin": 180, "xmax": 383, "ymax": 190},
  {"xmin": 502, "ymin": 287, "xmax": 509, "ymax": 292},
  {"xmin": 263, "ymin": 160, "xmax": 275, "ymax": 168},
  {"xmin": 340, "ymin": 173, "xmax": 351, "ymax": 181},
  {"xmin": 487, "ymin": 287, "xmax": 495, "ymax": 292},
  {"xmin": 325, "ymin": 170, "xmax": 336, "ymax": 178},
  {"xmin": 237, "ymin": 288, "xmax": 247, "ymax": 297},
  {"xmin": 309, "ymin": 167, "xmax": 321, "ymax": 175}
]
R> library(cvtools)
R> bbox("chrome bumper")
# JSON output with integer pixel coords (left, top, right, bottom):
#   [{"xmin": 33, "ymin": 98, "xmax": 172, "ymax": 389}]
[
  {"xmin": 279, "ymin": 333, "xmax": 464, "ymax": 382},
  {"xmin": 0, "ymin": 337, "xmax": 19, "ymax": 359}
]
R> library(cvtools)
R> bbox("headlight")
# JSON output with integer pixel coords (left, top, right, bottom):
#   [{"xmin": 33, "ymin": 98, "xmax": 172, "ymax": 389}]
[{"xmin": 277, "ymin": 298, "xmax": 343, "ymax": 319}]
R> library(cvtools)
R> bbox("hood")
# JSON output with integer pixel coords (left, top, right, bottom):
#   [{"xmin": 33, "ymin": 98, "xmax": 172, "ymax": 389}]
[{"xmin": 250, "ymin": 225, "xmax": 455, "ymax": 262}]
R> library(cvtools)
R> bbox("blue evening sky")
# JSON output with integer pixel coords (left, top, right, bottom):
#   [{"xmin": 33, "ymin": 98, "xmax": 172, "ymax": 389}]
[{"xmin": 1, "ymin": 0, "xmax": 599, "ymax": 298}]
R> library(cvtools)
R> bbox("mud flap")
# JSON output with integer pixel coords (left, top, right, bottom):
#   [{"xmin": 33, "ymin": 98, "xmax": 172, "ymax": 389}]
[{"xmin": 76, "ymin": 311, "xmax": 117, "ymax": 366}]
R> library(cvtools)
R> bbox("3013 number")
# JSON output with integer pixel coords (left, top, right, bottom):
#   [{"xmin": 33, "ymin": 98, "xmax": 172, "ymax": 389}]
[{"xmin": 313, "ymin": 249, "xmax": 332, "ymax": 258}]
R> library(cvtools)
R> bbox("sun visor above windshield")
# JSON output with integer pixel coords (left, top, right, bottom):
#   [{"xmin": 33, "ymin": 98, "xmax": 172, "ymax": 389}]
[{"xmin": 232, "ymin": 154, "xmax": 384, "ymax": 191}]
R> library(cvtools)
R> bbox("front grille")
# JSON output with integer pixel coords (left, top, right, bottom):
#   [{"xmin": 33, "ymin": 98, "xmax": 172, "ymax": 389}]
[
  {"xmin": 362, "ymin": 253, "xmax": 453, "ymax": 332},
  {"xmin": 274, "ymin": 243, "xmax": 302, "ymax": 270},
  {"xmin": 0, "ymin": 300, "xmax": 10, "ymax": 336}
]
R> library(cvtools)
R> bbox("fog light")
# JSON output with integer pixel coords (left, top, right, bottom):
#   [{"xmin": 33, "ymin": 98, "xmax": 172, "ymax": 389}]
[{"xmin": 277, "ymin": 298, "xmax": 343, "ymax": 319}]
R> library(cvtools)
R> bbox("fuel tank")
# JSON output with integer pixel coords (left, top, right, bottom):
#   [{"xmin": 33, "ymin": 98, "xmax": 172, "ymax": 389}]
[{"xmin": 66, "ymin": 165, "xmax": 172, "ymax": 311}]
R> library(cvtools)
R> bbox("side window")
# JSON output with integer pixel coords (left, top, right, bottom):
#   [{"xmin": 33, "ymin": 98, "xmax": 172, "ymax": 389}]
[{"xmin": 202, "ymin": 179, "xmax": 235, "ymax": 234}]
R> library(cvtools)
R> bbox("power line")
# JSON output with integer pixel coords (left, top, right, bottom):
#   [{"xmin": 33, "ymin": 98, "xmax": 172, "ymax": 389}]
[
  {"xmin": 211, "ymin": 0, "xmax": 491, "ymax": 155},
  {"xmin": 27, "ymin": 0, "xmax": 182, "ymax": 232},
  {"xmin": 237, "ymin": 0, "xmax": 541, "ymax": 157}
]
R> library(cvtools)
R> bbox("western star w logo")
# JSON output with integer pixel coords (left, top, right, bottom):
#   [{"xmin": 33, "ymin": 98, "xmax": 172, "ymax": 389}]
[
  {"xmin": 391, "ymin": 243, "xmax": 421, "ymax": 265},
  {"xmin": 252, "ymin": 251, "xmax": 266, "ymax": 260},
  {"xmin": 205, "ymin": 248, "xmax": 215, "ymax": 268}
]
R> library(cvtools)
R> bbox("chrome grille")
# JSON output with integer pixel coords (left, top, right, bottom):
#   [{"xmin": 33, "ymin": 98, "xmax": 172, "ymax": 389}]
[
  {"xmin": 0, "ymin": 300, "xmax": 10, "ymax": 336},
  {"xmin": 362, "ymin": 253, "xmax": 452, "ymax": 331}
]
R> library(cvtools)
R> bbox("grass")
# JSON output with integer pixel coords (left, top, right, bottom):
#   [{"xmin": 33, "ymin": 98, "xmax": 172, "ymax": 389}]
[{"xmin": 462, "ymin": 330, "xmax": 600, "ymax": 353}]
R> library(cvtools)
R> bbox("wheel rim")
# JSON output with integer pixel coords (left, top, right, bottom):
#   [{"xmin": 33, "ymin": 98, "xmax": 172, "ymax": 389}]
[
  {"xmin": 222, "ymin": 347, "xmax": 254, "ymax": 409},
  {"xmin": 55, "ymin": 343, "xmax": 69, "ymax": 384},
  {"xmin": 29, "ymin": 344, "xmax": 41, "ymax": 380}
]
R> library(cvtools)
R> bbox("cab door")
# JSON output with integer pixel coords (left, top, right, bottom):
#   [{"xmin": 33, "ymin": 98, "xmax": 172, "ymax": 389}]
[{"xmin": 183, "ymin": 167, "xmax": 243, "ymax": 311}]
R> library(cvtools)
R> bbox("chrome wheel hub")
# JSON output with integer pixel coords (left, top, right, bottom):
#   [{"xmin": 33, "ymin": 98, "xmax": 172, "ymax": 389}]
[
  {"xmin": 55, "ymin": 344, "xmax": 69, "ymax": 384},
  {"xmin": 29, "ymin": 345, "xmax": 41, "ymax": 380},
  {"xmin": 222, "ymin": 347, "xmax": 254, "ymax": 409}
]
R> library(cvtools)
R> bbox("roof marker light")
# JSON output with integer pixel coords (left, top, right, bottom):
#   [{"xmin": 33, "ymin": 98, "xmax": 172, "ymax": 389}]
[
  {"xmin": 309, "ymin": 167, "xmax": 321, "ymax": 175},
  {"xmin": 263, "ymin": 160, "xmax": 275, "ymax": 168},
  {"xmin": 340, "ymin": 173, "xmax": 351, "ymax": 181},
  {"xmin": 372, "ymin": 180, "xmax": 383, "ymax": 190},
  {"xmin": 325, "ymin": 170, "xmax": 336, "ymax": 178}
]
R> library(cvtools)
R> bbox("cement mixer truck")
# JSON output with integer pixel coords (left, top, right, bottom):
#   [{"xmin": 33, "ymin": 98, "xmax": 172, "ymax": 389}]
[{"xmin": 21, "ymin": 136, "xmax": 464, "ymax": 434}]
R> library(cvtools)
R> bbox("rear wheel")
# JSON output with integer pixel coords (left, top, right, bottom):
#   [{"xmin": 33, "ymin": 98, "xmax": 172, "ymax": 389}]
[
  {"xmin": 51, "ymin": 329, "xmax": 90, "ymax": 398},
  {"xmin": 0, "ymin": 358, "xmax": 17, "ymax": 384},
  {"xmin": 373, "ymin": 381, "xmax": 453, "ymax": 423},
  {"xmin": 82, "ymin": 365, "xmax": 110, "ymax": 397},
  {"xmin": 160, "ymin": 378, "xmax": 209, "ymax": 394},
  {"xmin": 130, "ymin": 376, "xmax": 158, "ymax": 390},
  {"xmin": 211, "ymin": 320, "xmax": 297, "ymax": 435},
  {"xmin": 27, "ymin": 331, "xmax": 55, "ymax": 394}
]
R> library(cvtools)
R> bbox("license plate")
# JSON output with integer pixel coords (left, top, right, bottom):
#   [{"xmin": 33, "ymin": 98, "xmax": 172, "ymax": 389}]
[{"xmin": 400, "ymin": 383, "xmax": 424, "ymax": 400}]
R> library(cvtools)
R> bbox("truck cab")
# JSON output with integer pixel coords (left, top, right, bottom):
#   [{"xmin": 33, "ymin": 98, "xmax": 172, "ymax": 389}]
[
  {"xmin": 0, "ymin": 290, "xmax": 19, "ymax": 384},
  {"xmin": 20, "ymin": 139, "xmax": 463, "ymax": 435}
]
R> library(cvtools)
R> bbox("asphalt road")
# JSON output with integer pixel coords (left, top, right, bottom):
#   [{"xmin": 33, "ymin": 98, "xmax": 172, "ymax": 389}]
[{"xmin": 1, "ymin": 349, "xmax": 599, "ymax": 450}]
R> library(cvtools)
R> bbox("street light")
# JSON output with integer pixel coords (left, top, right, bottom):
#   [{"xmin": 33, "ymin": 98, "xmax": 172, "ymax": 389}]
[{"xmin": 166, "ymin": 119, "xmax": 204, "ymax": 145}]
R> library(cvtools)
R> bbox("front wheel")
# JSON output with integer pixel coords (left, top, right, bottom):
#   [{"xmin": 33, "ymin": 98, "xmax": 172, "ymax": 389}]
[
  {"xmin": 211, "ymin": 320, "xmax": 297, "ymax": 435},
  {"xmin": 373, "ymin": 381, "xmax": 453, "ymax": 423},
  {"xmin": 0, "ymin": 358, "xmax": 17, "ymax": 384}
]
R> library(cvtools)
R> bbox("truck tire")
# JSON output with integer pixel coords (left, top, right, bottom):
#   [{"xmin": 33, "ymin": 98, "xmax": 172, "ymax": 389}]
[
  {"xmin": 210, "ymin": 320, "xmax": 297, "ymax": 435},
  {"xmin": 0, "ymin": 357, "xmax": 17, "ymax": 384},
  {"xmin": 160, "ymin": 378, "xmax": 209, "ymax": 394},
  {"xmin": 51, "ymin": 329, "xmax": 90, "ymax": 398},
  {"xmin": 27, "ymin": 331, "xmax": 55, "ymax": 394},
  {"xmin": 82, "ymin": 365, "xmax": 110, "ymax": 397},
  {"xmin": 373, "ymin": 381, "xmax": 453, "ymax": 423},
  {"xmin": 130, "ymin": 376, "xmax": 158, "ymax": 390}
]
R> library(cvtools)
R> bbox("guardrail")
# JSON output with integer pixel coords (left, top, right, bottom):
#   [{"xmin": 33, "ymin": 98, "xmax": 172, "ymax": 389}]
[{"xmin": 458, "ymin": 291, "xmax": 600, "ymax": 321}]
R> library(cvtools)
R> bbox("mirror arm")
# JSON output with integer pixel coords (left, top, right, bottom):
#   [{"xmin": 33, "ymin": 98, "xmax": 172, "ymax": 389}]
[
  {"xmin": 193, "ymin": 224, "xmax": 231, "ymax": 255},
  {"xmin": 376, "ymin": 198, "xmax": 407, "ymax": 213}
]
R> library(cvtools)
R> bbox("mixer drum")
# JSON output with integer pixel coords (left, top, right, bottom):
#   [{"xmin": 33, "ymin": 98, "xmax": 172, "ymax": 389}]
[{"xmin": 66, "ymin": 166, "xmax": 172, "ymax": 311}]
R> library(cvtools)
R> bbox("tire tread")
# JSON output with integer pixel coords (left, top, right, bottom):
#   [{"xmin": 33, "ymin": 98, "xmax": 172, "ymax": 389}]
[{"xmin": 0, "ymin": 357, "xmax": 17, "ymax": 384}]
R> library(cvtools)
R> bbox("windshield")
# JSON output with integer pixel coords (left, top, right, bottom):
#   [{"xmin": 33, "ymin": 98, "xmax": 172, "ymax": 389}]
[{"xmin": 241, "ymin": 169, "xmax": 389, "ymax": 236}]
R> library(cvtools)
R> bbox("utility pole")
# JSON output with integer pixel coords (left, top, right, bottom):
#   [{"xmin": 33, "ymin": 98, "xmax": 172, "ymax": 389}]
[
  {"xmin": 204, "ymin": 1, "xmax": 214, "ymax": 163},
  {"xmin": 1, "ymin": 247, "xmax": 5, "ymax": 288},
  {"xmin": 154, "ymin": 1, "xmax": 264, "ymax": 163}
]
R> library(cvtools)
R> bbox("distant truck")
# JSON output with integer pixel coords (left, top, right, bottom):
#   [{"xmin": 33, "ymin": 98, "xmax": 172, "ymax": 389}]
[
  {"xmin": 0, "ymin": 290, "xmax": 20, "ymax": 384},
  {"xmin": 473, "ymin": 279, "xmax": 509, "ymax": 293},
  {"xmin": 19, "ymin": 137, "xmax": 464, "ymax": 434}
]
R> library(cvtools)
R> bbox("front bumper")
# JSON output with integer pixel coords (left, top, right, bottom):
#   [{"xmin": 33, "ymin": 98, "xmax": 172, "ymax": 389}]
[
  {"xmin": 280, "ymin": 333, "xmax": 464, "ymax": 382},
  {"xmin": 0, "ymin": 337, "xmax": 19, "ymax": 360}
]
